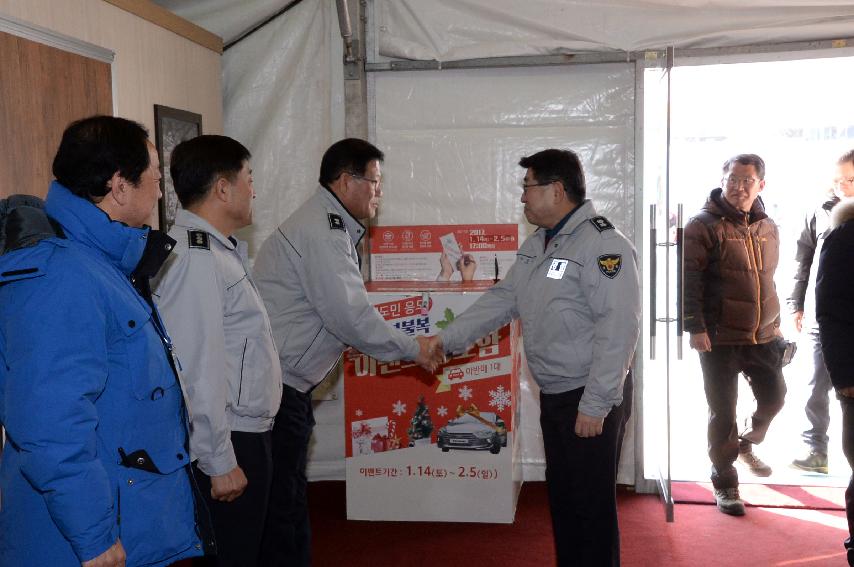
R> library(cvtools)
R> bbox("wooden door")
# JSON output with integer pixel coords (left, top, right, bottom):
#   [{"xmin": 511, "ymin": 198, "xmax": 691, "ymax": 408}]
[{"xmin": 0, "ymin": 30, "xmax": 112, "ymax": 198}]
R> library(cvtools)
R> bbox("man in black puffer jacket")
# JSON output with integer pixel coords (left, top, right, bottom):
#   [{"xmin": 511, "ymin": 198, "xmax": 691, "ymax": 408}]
[{"xmin": 816, "ymin": 194, "xmax": 854, "ymax": 567}]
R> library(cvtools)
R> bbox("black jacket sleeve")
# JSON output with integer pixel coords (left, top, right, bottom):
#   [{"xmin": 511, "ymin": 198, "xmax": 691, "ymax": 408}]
[{"xmin": 787, "ymin": 212, "xmax": 817, "ymax": 314}]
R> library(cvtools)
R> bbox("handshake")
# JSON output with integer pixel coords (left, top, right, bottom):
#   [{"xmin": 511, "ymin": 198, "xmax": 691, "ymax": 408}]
[{"xmin": 415, "ymin": 335, "xmax": 446, "ymax": 373}]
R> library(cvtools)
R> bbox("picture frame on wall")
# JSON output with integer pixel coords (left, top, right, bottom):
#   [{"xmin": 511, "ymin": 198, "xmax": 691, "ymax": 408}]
[{"xmin": 154, "ymin": 104, "xmax": 202, "ymax": 233}]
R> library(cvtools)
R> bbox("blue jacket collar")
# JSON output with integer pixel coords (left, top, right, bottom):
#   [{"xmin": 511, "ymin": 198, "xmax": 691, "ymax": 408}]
[{"xmin": 44, "ymin": 181, "xmax": 149, "ymax": 276}]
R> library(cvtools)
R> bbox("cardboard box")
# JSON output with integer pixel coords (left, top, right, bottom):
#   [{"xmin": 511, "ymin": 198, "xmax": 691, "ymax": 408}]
[{"xmin": 344, "ymin": 284, "xmax": 523, "ymax": 523}]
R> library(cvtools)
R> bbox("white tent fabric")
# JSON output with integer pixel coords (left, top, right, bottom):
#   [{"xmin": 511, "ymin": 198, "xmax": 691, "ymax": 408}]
[
  {"xmin": 155, "ymin": 0, "xmax": 296, "ymax": 45},
  {"xmin": 158, "ymin": 0, "xmax": 854, "ymax": 58},
  {"xmin": 376, "ymin": 0, "xmax": 854, "ymax": 61}
]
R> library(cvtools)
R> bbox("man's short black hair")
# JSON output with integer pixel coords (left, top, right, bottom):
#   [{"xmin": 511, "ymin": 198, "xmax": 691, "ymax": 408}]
[
  {"xmin": 52, "ymin": 115, "xmax": 150, "ymax": 202},
  {"xmin": 169, "ymin": 135, "xmax": 251, "ymax": 209},
  {"xmin": 318, "ymin": 138, "xmax": 384, "ymax": 188},
  {"xmin": 722, "ymin": 154, "xmax": 766, "ymax": 180},
  {"xmin": 518, "ymin": 149, "xmax": 586, "ymax": 204},
  {"xmin": 839, "ymin": 149, "xmax": 854, "ymax": 167}
]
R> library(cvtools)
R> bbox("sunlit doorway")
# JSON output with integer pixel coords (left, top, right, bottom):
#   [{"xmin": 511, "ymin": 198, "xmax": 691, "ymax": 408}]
[{"xmin": 643, "ymin": 52, "xmax": 854, "ymax": 494}]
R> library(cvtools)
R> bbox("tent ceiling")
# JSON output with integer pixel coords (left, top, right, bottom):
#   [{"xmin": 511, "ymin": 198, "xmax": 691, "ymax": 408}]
[
  {"xmin": 376, "ymin": 0, "xmax": 854, "ymax": 60},
  {"xmin": 152, "ymin": 0, "xmax": 297, "ymax": 46},
  {"xmin": 155, "ymin": 0, "xmax": 854, "ymax": 58}
]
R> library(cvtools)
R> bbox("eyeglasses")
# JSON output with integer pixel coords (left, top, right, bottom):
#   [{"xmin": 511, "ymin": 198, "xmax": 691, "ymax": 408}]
[
  {"xmin": 520, "ymin": 180, "xmax": 557, "ymax": 193},
  {"xmin": 724, "ymin": 176, "xmax": 758, "ymax": 189},
  {"xmin": 835, "ymin": 176, "xmax": 854, "ymax": 186},
  {"xmin": 348, "ymin": 172, "xmax": 382, "ymax": 191}
]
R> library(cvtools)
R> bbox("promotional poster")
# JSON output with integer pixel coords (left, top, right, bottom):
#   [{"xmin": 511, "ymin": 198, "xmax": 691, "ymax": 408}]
[{"xmin": 344, "ymin": 289, "xmax": 523, "ymax": 522}]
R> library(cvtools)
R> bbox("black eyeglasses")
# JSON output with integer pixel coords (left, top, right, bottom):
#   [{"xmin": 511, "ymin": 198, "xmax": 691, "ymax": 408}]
[
  {"xmin": 520, "ymin": 180, "xmax": 557, "ymax": 193},
  {"xmin": 348, "ymin": 172, "xmax": 382, "ymax": 191},
  {"xmin": 723, "ymin": 175, "xmax": 758, "ymax": 189}
]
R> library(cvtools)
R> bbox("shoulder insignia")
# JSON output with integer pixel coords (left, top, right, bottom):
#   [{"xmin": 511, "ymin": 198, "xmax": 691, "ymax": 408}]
[
  {"xmin": 187, "ymin": 230, "xmax": 210, "ymax": 250},
  {"xmin": 328, "ymin": 213, "xmax": 345, "ymax": 231},
  {"xmin": 597, "ymin": 254, "xmax": 622, "ymax": 279},
  {"xmin": 589, "ymin": 216, "xmax": 614, "ymax": 232}
]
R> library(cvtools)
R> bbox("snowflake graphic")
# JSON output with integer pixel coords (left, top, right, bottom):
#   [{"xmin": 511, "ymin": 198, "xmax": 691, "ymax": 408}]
[
  {"xmin": 392, "ymin": 400, "xmax": 407, "ymax": 416},
  {"xmin": 355, "ymin": 409, "xmax": 363, "ymax": 417},
  {"xmin": 488, "ymin": 385, "xmax": 511, "ymax": 412},
  {"xmin": 458, "ymin": 385, "xmax": 473, "ymax": 401},
  {"xmin": 437, "ymin": 406, "xmax": 448, "ymax": 417}
]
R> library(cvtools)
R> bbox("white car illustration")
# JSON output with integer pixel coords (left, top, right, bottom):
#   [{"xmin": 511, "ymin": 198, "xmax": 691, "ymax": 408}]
[{"xmin": 437, "ymin": 411, "xmax": 507, "ymax": 454}]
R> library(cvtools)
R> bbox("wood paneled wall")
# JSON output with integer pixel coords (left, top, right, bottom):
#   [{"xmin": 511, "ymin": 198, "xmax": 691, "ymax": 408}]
[
  {"xmin": 0, "ymin": 31, "xmax": 113, "ymax": 198},
  {"xmin": 0, "ymin": 0, "xmax": 223, "ymax": 202}
]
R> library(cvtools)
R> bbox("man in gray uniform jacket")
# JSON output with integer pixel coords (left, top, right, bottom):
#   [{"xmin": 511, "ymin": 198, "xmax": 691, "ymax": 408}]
[
  {"xmin": 152, "ymin": 135, "xmax": 282, "ymax": 566},
  {"xmin": 254, "ymin": 138, "xmax": 436, "ymax": 566},
  {"xmin": 430, "ymin": 149, "xmax": 640, "ymax": 567}
]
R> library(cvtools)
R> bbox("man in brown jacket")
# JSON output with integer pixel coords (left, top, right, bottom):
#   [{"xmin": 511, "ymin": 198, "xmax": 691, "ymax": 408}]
[{"xmin": 684, "ymin": 153, "xmax": 787, "ymax": 516}]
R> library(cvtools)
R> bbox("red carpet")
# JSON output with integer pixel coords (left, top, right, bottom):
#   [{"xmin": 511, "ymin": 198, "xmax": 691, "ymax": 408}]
[
  {"xmin": 306, "ymin": 481, "xmax": 850, "ymax": 566},
  {"xmin": 172, "ymin": 481, "xmax": 851, "ymax": 566},
  {"xmin": 672, "ymin": 480, "xmax": 845, "ymax": 510}
]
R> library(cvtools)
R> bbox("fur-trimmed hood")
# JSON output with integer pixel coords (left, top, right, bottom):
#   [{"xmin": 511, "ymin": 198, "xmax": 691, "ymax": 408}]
[{"xmin": 830, "ymin": 197, "xmax": 854, "ymax": 228}]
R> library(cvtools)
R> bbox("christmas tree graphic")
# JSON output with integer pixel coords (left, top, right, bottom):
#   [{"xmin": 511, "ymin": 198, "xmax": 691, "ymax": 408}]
[{"xmin": 407, "ymin": 395, "xmax": 434, "ymax": 446}]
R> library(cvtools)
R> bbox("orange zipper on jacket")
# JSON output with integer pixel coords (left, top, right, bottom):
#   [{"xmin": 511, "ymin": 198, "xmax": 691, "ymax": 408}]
[{"xmin": 744, "ymin": 216, "xmax": 762, "ymax": 344}]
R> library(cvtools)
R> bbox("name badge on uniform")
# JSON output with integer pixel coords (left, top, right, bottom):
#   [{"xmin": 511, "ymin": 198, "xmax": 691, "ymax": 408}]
[{"xmin": 547, "ymin": 258, "xmax": 569, "ymax": 280}]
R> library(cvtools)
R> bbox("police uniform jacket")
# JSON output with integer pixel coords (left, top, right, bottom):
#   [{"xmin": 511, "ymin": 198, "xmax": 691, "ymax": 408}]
[
  {"xmin": 253, "ymin": 186, "xmax": 419, "ymax": 393},
  {"xmin": 439, "ymin": 200, "xmax": 640, "ymax": 418},
  {"xmin": 152, "ymin": 209, "xmax": 282, "ymax": 477},
  {"xmin": 0, "ymin": 182, "xmax": 200, "ymax": 566}
]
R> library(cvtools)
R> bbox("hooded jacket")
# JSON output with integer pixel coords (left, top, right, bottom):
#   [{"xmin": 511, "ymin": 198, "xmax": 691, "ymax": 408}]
[
  {"xmin": 787, "ymin": 195, "xmax": 838, "ymax": 327},
  {"xmin": 683, "ymin": 187, "xmax": 781, "ymax": 346},
  {"xmin": 0, "ymin": 184, "xmax": 201, "ymax": 566},
  {"xmin": 817, "ymin": 198, "xmax": 854, "ymax": 390}
]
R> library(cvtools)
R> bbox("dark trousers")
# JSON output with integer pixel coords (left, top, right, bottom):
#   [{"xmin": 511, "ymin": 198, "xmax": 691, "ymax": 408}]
[
  {"xmin": 540, "ymin": 377, "xmax": 629, "ymax": 567},
  {"xmin": 260, "ymin": 385, "xmax": 314, "ymax": 567},
  {"xmin": 698, "ymin": 342, "xmax": 786, "ymax": 489},
  {"xmin": 192, "ymin": 430, "xmax": 273, "ymax": 567},
  {"xmin": 803, "ymin": 329, "xmax": 833, "ymax": 454},
  {"xmin": 616, "ymin": 369, "xmax": 633, "ymax": 470},
  {"xmin": 838, "ymin": 395, "xmax": 854, "ymax": 566}
]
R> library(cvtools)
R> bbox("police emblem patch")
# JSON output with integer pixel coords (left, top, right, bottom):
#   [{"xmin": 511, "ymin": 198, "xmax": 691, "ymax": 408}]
[
  {"xmin": 328, "ymin": 213, "xmax": 345, "ymax": 231},
  {"xmin": 589, "ymin": 216, "xmax": 615, "ymax": 232},
  {"xmin": 597, "ymin": 254, "xmax": 622, "ymax": 278},
  {"xmin": 187, "ymin": 230, "xmax": 210, "ymax": 250}
]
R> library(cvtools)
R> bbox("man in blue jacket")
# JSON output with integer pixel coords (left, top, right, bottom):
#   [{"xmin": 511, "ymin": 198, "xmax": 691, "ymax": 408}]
[{"xmin": 0, "ymin": 116, "xmax": 202, "ymax": 566}]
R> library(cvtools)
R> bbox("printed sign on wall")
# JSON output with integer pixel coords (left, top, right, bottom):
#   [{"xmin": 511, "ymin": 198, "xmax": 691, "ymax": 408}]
[{"xmin": 370, "ymin": 224, "xmax": 518, "ymax": 282}]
